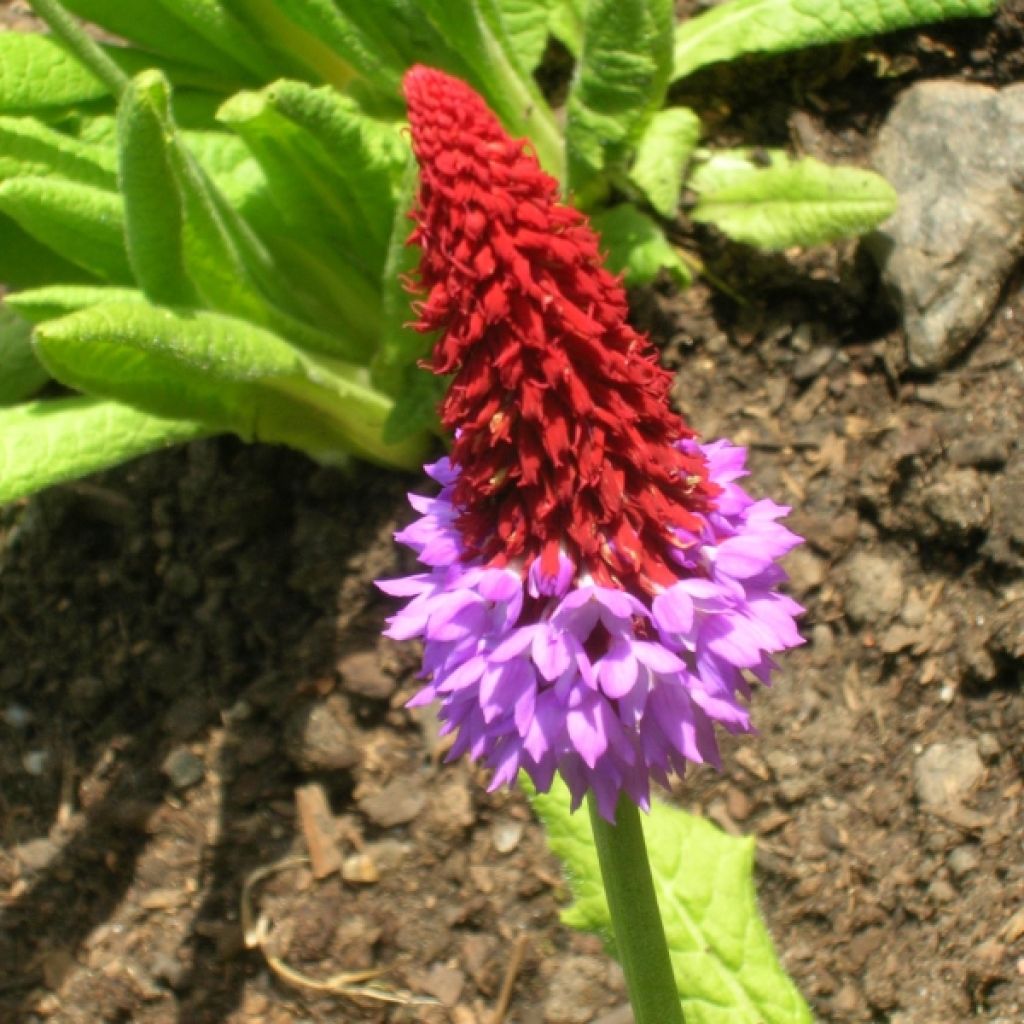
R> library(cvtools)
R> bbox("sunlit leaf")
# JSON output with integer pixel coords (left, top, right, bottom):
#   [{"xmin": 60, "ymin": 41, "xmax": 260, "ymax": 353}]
[{"xmin": 590, "ymin": 204, "xmax": 690, "ymax": 287}]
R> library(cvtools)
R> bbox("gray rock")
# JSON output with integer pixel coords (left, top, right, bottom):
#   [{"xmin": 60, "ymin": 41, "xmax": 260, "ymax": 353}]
[
  {"xmin": 358, "ymin": 777, "xmax": 426, "ymax": 828},
  {"xmin": 284, "ymin": 695, "xmax": 361, "ymax": 772},
  {"xmin": 983, "ymin": 461, "xmax": 1024, "ymax": 569},
  {"xmin": 161, "ymin": 746, "xmax": 205, "ymax": 790},
  {"xmin": 913, "ymin": 739, "xmax": 984, "ymax": 806},
  {"xmin": 15, "ymin": 837, "xmax": 59, "ymax": 872},
  {"xmin": 948, "ymin": 435, "xmax": 1011, "ymax": 469},
  {"xmin": 920, "ymin": 468, "xmax": 990, "ymax": 542},
  {"xmin": 337, "ymin": 649, "xmax": 395, "ymax": 700},
  {"xmin": 947, "ymin": 844, "xmax": 981, "ymax": 878},
  {"xmin": 844, "ymin": 552, "xmax": 905, "ymax": 626},
  {"xmin": 869, "ymin": 81, "xmax": 1024, "ymax": 371},
  {"xmin": 544, "ymin": 956, "xmax": 611, "ymax": 1024}
]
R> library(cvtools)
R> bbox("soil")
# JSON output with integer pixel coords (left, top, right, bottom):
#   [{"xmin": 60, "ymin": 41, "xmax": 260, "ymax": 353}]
[{"xmin": 2, "ymin": 4, "xmax": 1024, "ymax": 1023}]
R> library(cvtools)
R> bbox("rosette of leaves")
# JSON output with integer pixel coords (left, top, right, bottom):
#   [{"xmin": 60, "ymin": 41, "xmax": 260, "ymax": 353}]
[{"xmin": 0, "ymin": 0, "xmax": 999, "ymax": 503}]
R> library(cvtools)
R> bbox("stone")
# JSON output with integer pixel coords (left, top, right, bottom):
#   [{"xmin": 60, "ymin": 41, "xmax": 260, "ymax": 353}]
[
  {"xmin": 919, "ymin": 469, "xmax": 990, "ymax": 542},
  {"xmin": 913, "ymin": 739, "xmax": 984, "ymax": 806},
  {"xmin": 947, "ymin": 844, "xmax": 982, "ymax": 878},
  {"xmin": 15, "ymin": 836, "xmax": 59, "ymax": 872},
  {"xmin": 868, "ymin": 81, "xmax": 1024, "ymax": 370},
  {"xmin": 337, "ymin": 649, "xmax": 395, "ymax": 700},
  {"xmin": 284, "ymin": 695, "xmax": 361, "ymax": 772},
  {"xmin": 948, "ymin": 435, "xmax": 1011, "ymax": 469},
  {"xmin": 161, "ymin": 746, "xmax": 205, "ymax": 790},
  {"xmin": 544, "ymin": 956, "xmax": 611, "ymax": 1023},
  {"xmin": 844, "ymin": 552, "xmax": 904, "ymax": 626},
  {"xmin": 983, "ymin": 461, "xmax": 1024, "ymax": 569},
  {"xmin": 782, "ymin": 547, "xmax": 827, "ymax": 596},
  {"xmin": 358, "ymin": 777, "xmax": 426, "ymax": 828}
]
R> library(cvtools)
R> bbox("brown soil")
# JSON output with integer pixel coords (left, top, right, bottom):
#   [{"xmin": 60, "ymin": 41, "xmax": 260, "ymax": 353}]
[{"xmin": 2, "ymin": 5, "xmax": 1024, "ymax": 1023}]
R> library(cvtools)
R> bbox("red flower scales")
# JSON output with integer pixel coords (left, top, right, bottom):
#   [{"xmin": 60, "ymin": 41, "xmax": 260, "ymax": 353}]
[{"xmin": 403, "ymin": 65, "xmax": 719, "ymax": 596}]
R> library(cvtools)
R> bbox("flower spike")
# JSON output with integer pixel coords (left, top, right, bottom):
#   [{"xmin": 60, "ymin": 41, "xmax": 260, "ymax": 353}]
[{"xmin": 382, "ymin": 66, "xmax": 804, "ymax": 819}]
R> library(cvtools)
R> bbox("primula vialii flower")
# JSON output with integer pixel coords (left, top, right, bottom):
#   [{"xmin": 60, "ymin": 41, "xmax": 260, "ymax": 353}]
[{"xmin": 380, "ymin": 66, "xmax": 804, "ymax": 820}]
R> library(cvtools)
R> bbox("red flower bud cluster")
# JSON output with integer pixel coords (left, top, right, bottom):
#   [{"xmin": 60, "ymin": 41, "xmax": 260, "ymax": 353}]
[{"xmin": 403, "ymin": 66, "xmax": 718, "ymax": 595}]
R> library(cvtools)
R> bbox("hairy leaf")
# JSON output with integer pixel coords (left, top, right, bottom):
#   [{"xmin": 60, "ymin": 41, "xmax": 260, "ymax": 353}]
[
  {"xmin": 529, "ymin": 776, "xmax": 814, "ymax": 1024},
  {"xmin": 590, "ymin": 204, "xmax": 690, "ymax": 287},
  {"xmin": 0, "ymin": 395, "xmax": 210, "ymax": 505},
  {"xmin": 0, "ymin": 176, "xmax": 130, "ymax": 282},
  {"xmin": 689, "ymin": 149, "xmax": 897, "ymax": 248},
  {"xmin": 496, "ymin": 0, "xmax": 558, "ymax": 72},
  {"xmin": 5, "ymin": 284, "xmax": 145, "ymax": 323},
  {"xmin": 566, "ymin": 0, "xmax": 673, "ymax": 197},
  {"xmin": 61, "ymin": 0, "xmax": 252, "ymax": 78},
  {"xmin": 0, "ymin": 214, "xmax": 96, "ymax": 289},
  {"xmin": 0, "ymin": 304, "xmax": 49, "ymax": 405},
  {"xmin": 117, "ymin": 71, "xmax": 357, "ymax": 358},
  {"xmin": 0, "ymin": 33, "xmax": 108, "ymax": 114},
  {"xmin": 629, "ymin": 106, "xmax": 701, "ymax": 217},
  {"xmin": 0, "ymin": 116, "xmax": 117, "ymax": 188},
  {"xmin": 673, "ymin": 0, "xmax": 1000, "ymax": 81},
  {"xmin": 34, "ymin": 301, "xmax": 427, "ymax": 469}
]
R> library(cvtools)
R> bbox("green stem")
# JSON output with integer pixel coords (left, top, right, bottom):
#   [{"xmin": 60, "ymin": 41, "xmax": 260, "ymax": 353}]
[
  {"xmin": 587, "ymin": 793, "xmax": 685, "ymax": 1024},
  {"xmin": 28, "ymin": 0, "xmax": 128, "ymax": 99}
]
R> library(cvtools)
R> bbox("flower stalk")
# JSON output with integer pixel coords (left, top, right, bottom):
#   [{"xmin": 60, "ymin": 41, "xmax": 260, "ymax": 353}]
[{"xmin": 588, "ymin": 793, "xmax": 685, "ymax": 1024}]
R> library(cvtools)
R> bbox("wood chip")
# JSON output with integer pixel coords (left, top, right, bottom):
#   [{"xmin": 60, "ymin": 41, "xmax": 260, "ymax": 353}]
[{"xmin": 295, "ymin": 783, "xmax": 342, "ymax": 880}]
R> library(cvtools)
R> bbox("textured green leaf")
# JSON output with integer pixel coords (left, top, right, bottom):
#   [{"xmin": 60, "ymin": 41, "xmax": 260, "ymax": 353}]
[
  {"xmin": 218, "ymin": 81, "xmax": 404, "ymax": 276},
  {"xmin": 237, "ymin": 0, "xmax": 401, "ymax": 93},
  {"xmin": 0, "ymin": 177, "xmax": 130, "ymax": 282},
  {"xmin": 0, "ymin": 214, "xmax": 96, "ymax": 288},
  {"xmin": 118, "ymin": 71, "xmax": 357, "ymax": 358},
  {"xmin": 496, "ymin": 0, "xmax": 558, "ymax": 72},
  {"xmin": 0, "ymin": 395, "xmax": 210, "ymax": 505},
  {"xmin": 566, "ymin": 0, "xmax": 673, "ymax": 197},
  {"xmin": 548, "ymin": 0, "xmax": 588, "ymax": 55},
  {"xmin": 629, "ymin": 107, "xmax": 701, "ymax": 217},
  {"xmin": 5, "ymin": 284, "xmax": 145, "ymax": 323},
  {"xmin": 0, "ymin": 34, "xmax": 108, "ymax": 114},
  {"xmin": 61, "ymin": 0, "xmax": 253, "ymax": 78},
  {"xmin": 673, "ymin": 0, "xmax": 1000, "ymax": 81},
  {"xmin": 415, "ymin": 0, "xmax": 564, "ymax": 178},
  {"xmin": 0, "ymin": 116, "xmax": 117, "ymax": 188},
  {"xmin": 590, "ymin": 204, "xmax": 690, "ymax": 287},
  {"xmin": 689, "ymin": 149, "xmax": 897, "ymax": 248},
  {"xmin": 34, "ymin": 301, "xmax": 427, "ymax": 469},
  {"xmin": 529, "ymin": 776, "xmax": 813, "ymax": 1024},
  {"xmin": 150, "ymin": 0, "xmax": 283, "ymax": 79},
  {"xmin": 0, "ymin": 304, "xmax": 49, "ymax": 405}
]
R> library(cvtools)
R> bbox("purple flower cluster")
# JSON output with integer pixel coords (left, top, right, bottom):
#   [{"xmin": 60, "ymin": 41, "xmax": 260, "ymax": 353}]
[{"xmin": 379, "ymin": 440, "xmax": 803, "ymax": 820}]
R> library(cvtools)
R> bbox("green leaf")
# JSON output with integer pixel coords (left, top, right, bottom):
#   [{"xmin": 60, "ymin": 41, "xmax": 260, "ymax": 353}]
[
  {"xmin": 0, "ymin": 213, "xmax": 96, "ymax": 288},
  {"xmin": 0, "ymin": 116, "xmax": 117, "ymax": 188},
  {"xmin": 689, "ymin": 149, "xmax": 897, "ymax": 248},
  {"xmin": 118, "ymin": 71, "xmax": 358, "ymax": 359},
  {"xmin": 673, "ymin": 0, "xmax": 1000, "ymax": 82},
  {"xmin": 0, "ymin": 304, "xmax": 49, "ymax": 405},
  {"xmin": 415, "ymin": 0, "xmax": 565, "ymax": 178},
  {"xmin": 148, "ymin": 0, "xmax": 283, "ymax": 80},
  {"xmin": 496, "ymin": 0, "xmax": 558, "ymax": 72},
  {"xmin": 566, "ymin": 0, "xmax": 674, "ymax": 198},
  {"xmin": 62, "ymin": 0, "xmax": 255, "ymax": 77},
  {"xmin": 0, "ymin": 34, "xmax": 109, "ymax": 114},
  {"xmin": 629, "ymin": 106, "xmax": 701, "ymax": 217},
  {"xmin": 590, "ymin": 204, "xmax": 691, "ymax": 287},
  {"xmin": 529, "ymin": 776, "xmax": 814, "ymax": 1024},
  {"xmin": 0, "ymin": 395, "xmax": 210, "ymax": 505},
  {"xmin": 0, "ymin": 177, "xmax": 130, "ymax": 282},
  {"xmin": 5, "ymin": 284, "xmax": 145, "ymax": 323},
  {"xmin": 34, "ymin": 301, "xmax": 428, "ymax": 470},
  {"xmin": 548, "ymin": 0, "xmax": 588, "ymax": 55},
  {"xmin": 218, "ymin": 81, "xmax": 405, "ymax": 277}
]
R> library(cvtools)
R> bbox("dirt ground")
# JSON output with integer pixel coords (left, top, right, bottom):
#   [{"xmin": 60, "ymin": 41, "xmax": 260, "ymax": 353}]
[{"xmin": 2, "ymin": 5, "xmax": 1023, "ymax": 1023}]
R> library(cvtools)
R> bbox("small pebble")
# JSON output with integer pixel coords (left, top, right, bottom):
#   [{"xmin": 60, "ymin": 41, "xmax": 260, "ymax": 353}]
[
  {"xmin": 2, "ymin": 703, "xmax": 32, "ymax": 729},
  {"xmin": 21, "ymin": 750, "xmax": 49, "ymax": 776},
  {"xmin": 947, "ymin": 844, "xmax": 981, "ymax": 878},
  {"xmin": 492, "ymin": 819, "xmax": 524, "ymax": 854},
  {"xmin": 341, "ymin": 852, "xmax": 380, "ymax": 884},
  {"xmin": 976, "ymin": 731, "xmax": 1001, "ymax": 761},
  {"xmin": 358, "ymin": 778, "xmax": 426, "ymax": 828},
  {"xmin": 161, "ymin": 745, "xmax": 205, "ymax": 790}
]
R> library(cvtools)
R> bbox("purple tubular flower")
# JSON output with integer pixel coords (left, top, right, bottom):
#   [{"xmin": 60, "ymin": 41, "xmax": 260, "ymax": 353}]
[{"xmin": 380, "ymin": 442, "xmax": 804, "ymax": 821}]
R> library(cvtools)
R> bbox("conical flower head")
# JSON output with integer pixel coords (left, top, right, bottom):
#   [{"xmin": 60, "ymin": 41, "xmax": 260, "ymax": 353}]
[
  {"xmin": 382, "ymin": 67, "xmax": 804, "ymax": 819},
  {"xmin": 404, "ymin": 65, "xmax": 718, "ymax": 595}
]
